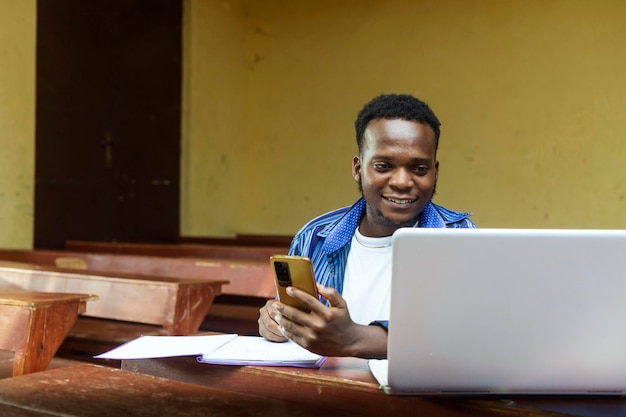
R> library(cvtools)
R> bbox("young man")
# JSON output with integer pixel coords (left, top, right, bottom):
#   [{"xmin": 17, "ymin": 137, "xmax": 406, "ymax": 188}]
[{"xmin": 258, "ymin": 94, "xmax": 476, "ymax": 359}]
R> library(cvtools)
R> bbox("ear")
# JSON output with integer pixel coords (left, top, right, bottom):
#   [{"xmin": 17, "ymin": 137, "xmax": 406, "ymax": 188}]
[
  {"xmin": 434, "ymin": 160, "xmax": 439, "ymax": 182},
  {"xmin": 352, "ymin": 155, "xmax": 361, "ymax": 182}
]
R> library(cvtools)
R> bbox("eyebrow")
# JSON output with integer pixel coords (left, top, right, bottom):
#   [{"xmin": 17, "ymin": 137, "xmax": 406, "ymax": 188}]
[{"xmin": 372, "ymin": 155, "xmax": 433, "ymax": 163}]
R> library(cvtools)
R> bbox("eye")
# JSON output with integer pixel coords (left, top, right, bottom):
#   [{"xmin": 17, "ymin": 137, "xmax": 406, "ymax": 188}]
[
  {"xmin": 413, "ymin": 166, "xmax": 429, "ymax": 175},
  {"xmin": 373, "ymin": 162, "xmax": 391, "ymax": 171}
]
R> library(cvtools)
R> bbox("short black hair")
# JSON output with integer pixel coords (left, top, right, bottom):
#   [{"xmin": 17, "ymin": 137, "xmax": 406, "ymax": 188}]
[{"xmin": 354, "ymin": 94, "xmax": 441, "ymax": 153}]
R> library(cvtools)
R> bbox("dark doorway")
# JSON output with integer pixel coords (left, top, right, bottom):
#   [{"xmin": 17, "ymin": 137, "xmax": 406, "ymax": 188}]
[{"xmin": 35, "ymin": 0, "xmax": 182, "ymax": 248}]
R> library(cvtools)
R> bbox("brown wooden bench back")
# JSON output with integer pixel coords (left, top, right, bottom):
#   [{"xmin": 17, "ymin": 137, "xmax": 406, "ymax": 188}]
[
  {"xmin": 0, "ymin": 262, "xmax": 225, "ymax": 335},
  {"xmin": 0, "ymin": 249, "xmax": 276, "ymax": 299},
  {"xmin": 65, "ymin": 240, "xmax": 289, "ymax": 261}
]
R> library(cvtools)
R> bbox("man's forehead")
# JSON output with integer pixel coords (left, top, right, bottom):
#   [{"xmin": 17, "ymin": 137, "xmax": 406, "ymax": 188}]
[
  {"xmin": 365, "ymin": 117, "xmax": 431, "ymax": 134},
  {"xmin": 363, "ymin": 118, "xmax": 435, "ymax": 145}
]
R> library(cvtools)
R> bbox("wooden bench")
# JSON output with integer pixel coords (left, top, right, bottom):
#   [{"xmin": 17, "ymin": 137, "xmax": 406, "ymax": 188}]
[
  {"xmin": 0, "ymin": 248, "xmax": 276, "ymax": 299},
  {"xmin": 0, "ymin": 290, "xmax": 95, "ymax": 376},
  {"xmin": 0, "ymin": 262, "xmax": 226, "ymax": 336},
  {"xmin": 65, "ymin": 239, "xmax": 289, "ymax": 261},
  {"xmin": 0, "ymin": 247, "xmax": 281, "ymax": 337},
  {"xmin": 0, "ymin": 364, "xmax": 337, "ymax": 417},
  {"xmin": 0, "ymin": 249, "xmax": 275, "ymax": 336},
  {"xmin": 180, "ymin": 233, "xmax": 293, "ymax": 247}
]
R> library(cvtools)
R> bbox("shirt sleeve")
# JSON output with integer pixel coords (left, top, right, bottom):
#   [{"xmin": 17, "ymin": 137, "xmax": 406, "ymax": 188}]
[{"xmin": 369, "ymin": 320, "xmax": 389, "ymax": 331}]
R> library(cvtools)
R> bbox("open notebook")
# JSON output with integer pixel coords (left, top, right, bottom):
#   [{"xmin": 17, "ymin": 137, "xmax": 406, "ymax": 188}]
[
  {"xmin": 376, "ymin": 227, "xmax": 626, "ymax": 396},
  {"xmin": 95, "ymin": 334, "xmax": 325, "ymax": 368}
]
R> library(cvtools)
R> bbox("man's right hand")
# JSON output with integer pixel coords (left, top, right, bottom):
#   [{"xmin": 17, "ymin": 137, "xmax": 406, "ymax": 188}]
[{"xmin": 258, "ymin": 299, "xmax": 288, "ymax": 342}]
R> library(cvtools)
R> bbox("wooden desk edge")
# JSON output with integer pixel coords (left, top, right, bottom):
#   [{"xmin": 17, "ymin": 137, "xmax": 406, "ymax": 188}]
[
  {"xmin": 0, "ymin": 263, "xmax": 229, "ymax": 286},
  {"xmin": 121, "ymin": 356, "xmax": 591, "ymax": 417},
  {"xmin": 0, "ymin": 291, "xmax": 98, "ymax": 307}
]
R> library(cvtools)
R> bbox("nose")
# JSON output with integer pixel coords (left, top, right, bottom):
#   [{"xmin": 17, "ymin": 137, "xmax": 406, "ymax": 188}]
[{"xmin": 389, "ymin": 168, "xmax": 414, "ymax": 189}]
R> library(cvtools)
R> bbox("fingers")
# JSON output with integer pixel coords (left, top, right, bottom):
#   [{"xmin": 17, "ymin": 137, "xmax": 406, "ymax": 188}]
[
  {"xmin": 278, "ymin": 285, "xmax": 341, "ymax": 332},
  {"xmin": 258, "ymin": 299, "xmax": 288, "ymax": 342},
  {"xmin": 270, "ymin": 298, "xmax": 312, "ymax": 341},
  {"xmin": 286, "ymin": 286, "xmax": 327, "ymax": 313},
  {"xmin": 273, "ymin": 303, "xmax": 304, "ymax": 343},
  {"xmin": 277, "ymin": 285, "xmax": 356, "ymax": 356}
]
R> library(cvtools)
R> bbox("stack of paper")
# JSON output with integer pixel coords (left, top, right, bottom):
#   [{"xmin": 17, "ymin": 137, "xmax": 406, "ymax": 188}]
[{"xmin": 95, "ymin": 334, "xmax": 326, "ymax": 368}]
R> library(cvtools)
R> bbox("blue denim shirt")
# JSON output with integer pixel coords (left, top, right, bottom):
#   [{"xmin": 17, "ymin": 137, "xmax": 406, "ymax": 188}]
[{"xmin": 288, "ymin": 197, "xmax": 476, "ymax": 329}]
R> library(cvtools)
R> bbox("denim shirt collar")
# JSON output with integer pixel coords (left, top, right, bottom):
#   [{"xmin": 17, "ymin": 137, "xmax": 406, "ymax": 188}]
[{"xmin": 320, "ymin": 197, "xmax": 465, "ymax": 254}]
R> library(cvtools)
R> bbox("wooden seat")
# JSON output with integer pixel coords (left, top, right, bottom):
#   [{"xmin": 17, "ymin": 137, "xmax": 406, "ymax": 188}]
[{"xmin": 0, "ymin": 290, "xmax": 95, "ymax": 376}]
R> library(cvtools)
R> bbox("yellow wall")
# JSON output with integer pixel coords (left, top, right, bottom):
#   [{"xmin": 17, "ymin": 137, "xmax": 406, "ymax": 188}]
[
  {"xmin": 184, "ymin": 0, "xmax": 626, "ymax": 237},
  {"xmin": 3, "ymin": 1, "xmax": 625, "ymax": 247},
  {"xmin": 181, "ymin": 0, "xmax": 248, "ymax": 236},
  {"xmin": 0, "ymin": 1, "xmax": 35, "ymax": 248}
]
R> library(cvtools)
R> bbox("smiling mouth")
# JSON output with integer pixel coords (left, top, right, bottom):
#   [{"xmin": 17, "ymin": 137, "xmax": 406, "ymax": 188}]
[{"xmin": 384, "ymin": 197, "xmax": 416, "ymax": 204}]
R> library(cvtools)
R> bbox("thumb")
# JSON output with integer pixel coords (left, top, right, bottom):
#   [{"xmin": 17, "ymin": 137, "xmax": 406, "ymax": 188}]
[{"xmin": 316, "ymin": 284, "xmax": 346, "ymax": 308}]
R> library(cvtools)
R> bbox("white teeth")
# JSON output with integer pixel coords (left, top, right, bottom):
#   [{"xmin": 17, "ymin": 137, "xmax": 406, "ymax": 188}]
[{"xmin": 387, "ymin": 197, "xmax": 415, "ymax": 204}]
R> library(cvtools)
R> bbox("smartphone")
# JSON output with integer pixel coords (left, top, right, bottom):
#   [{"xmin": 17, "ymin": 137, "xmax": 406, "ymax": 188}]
[{"xmin": 270, "ymin": 255, "xmax": 319, "ymax": 313}]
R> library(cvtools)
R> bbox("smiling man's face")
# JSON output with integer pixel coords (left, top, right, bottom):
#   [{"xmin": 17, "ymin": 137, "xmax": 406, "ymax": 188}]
[{"xmin": 352, "ymin": 118, "xmax": 439, "ymax": 237}]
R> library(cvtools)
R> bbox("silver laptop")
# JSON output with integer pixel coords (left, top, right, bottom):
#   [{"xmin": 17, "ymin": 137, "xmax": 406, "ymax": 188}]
[{"xmin": 386, "ymin": 227, "xmax": 626, "ymax": 396}]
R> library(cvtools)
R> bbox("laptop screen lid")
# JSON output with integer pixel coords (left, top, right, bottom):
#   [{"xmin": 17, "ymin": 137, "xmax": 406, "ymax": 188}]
[{"xmin": 386, "ymin": 227, "xmax": 626, "ymax": 396}]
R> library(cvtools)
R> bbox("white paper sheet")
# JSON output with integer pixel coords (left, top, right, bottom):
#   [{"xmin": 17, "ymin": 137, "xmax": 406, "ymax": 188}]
[
  {"xmin": 368, "ymin": 359, "xmax": 388, "ymax": 386},
  {"xmin": 94, "ymin": 334, "xmax": 237, "ymax": 360},
  {"xmin": 198, "ymin": 336, "xmax": 325, "ymax": 367}
]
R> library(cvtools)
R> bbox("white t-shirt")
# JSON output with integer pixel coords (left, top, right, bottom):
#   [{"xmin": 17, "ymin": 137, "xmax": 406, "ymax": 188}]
[{"xmin": 341, "ymin": 228, "xmax": 392, "ymax": 325}]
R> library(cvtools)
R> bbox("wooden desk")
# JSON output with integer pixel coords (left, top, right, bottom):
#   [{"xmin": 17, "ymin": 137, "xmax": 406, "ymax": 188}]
[
  {"xmin": 0, "ymin": 290, "xmax": 95, "ymax": 376},
  {"xmin": 0, "ymin": 248, "xmax": 276, "ymax": 299},
  {"xmin": 0, "ymin": 262, "xmax": 226, "ymax": 335},
  {"xmin": 121, "ymin": 356, "xmax": 620, "ymax": 417},
  {"xmin": 0, "ymin": 364, "xmax": 351, "ymax": 417}
]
